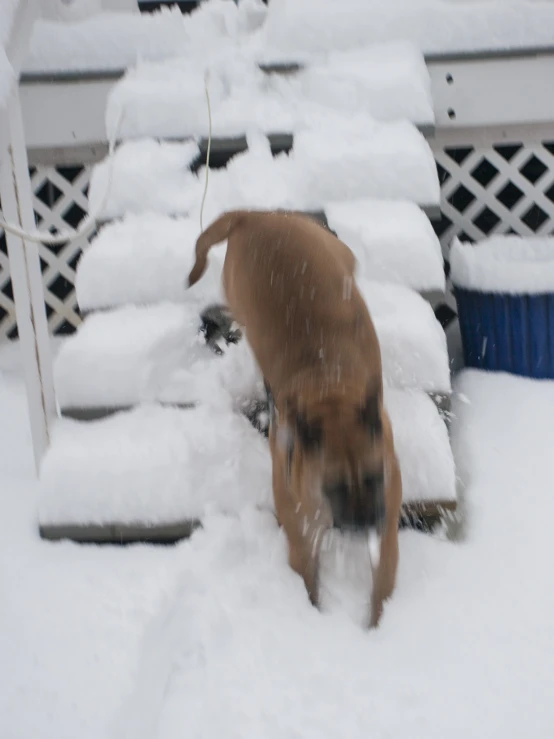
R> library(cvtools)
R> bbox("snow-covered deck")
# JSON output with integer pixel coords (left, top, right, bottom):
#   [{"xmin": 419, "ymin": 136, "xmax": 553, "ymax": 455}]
[{"xmin": 2, "ymin": 342, "xmax": 554, "ymax": 737}]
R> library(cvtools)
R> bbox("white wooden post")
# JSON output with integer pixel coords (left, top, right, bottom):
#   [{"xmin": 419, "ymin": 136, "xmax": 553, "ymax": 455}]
[
  {"xmin": 0, "ymin": 88, "xmax": 58, "ymax": 474},
  {"xmin": 0, "ymin": 0, "xmax": 57, "ymax": 474}
]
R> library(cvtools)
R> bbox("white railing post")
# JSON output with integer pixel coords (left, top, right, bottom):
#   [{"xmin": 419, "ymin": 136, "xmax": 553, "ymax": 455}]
[{"xmin": 0, "ymin": 87, "xmax": 57, "ymax": 474}]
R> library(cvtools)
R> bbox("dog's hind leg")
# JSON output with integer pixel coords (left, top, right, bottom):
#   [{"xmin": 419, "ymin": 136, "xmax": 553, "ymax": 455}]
[{"xmin": 369, "ymin": 454, "xmax": 402, "ymax": 628}]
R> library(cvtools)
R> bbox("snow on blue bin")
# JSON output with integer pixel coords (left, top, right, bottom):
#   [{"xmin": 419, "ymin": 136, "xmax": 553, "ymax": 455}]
[{"xmin": 450, "ymin": 236, "xmax": 554, "ymax": 380}]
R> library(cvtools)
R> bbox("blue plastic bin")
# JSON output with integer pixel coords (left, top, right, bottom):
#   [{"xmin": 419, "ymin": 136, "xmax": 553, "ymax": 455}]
[{"xmin": 454, "ymin": 288, "xmax": 554, "ymax": 379}]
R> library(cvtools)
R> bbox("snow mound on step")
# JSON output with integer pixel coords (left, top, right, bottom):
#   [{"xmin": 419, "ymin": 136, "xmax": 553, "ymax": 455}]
[
  {"xmin": 327, "ymin": 198, "xmax": 444, "ymax": 292},
  {"xmin": 385, "ymin": 387, "xmax": 456, "ymax": 506},
  {"xmin": 290, "ymin": 119, "xmax": 438, "ymax": 209},
  {"xmin": 88, "ymin": 139, "xmax": 200, "ymax": 222},
  {"xmin": 261, "ymin": 0, "xmax": 554, "ymax": 57},
  {"xmin": 76, "ymin": 214, "xmax": 223, "ymax": 312},
  {"xmin": 360, "ymin": 279, "xmax": 451, "ymax": 394},
  {"xmin": 38, "ymin": 404, "xmax": 273, "ymax": 527}
]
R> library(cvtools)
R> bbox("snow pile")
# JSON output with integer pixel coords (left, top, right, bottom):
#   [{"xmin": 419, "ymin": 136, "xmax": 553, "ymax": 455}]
[
  {"xmin": 327, "ymin": 199, "xmax": 445, "ymax": 292},
  {"xmin": 76, "ymin": 214, "xmax": 217, "ymax": 312},
  {"xmin": 299, "ymin": 42, "xmax": 433, "ymax": 125},
  {"xmin": 359, "ymin": 280, "xmax": 451, "ymax": 393},
  {"xmin": 38, "ymin": 403, "xmax": 273, "ymax": 527},
  {"xmin": 261, "ymin": 0, "xmax": 554, "ymax": 58},
  {"xmin": 105, "ymin": 42, "xmax": 434, "ymax": 141},
  {"xmin": 88, "ymin": 139, "xmax": 200, "ymax": 221},
  {"xmin": 291, "ymin": 120, "xmax": 439, "ymax": 209},
  {"xmin": 88, "ymin": 129, "xmax": 439, "ymax": 221},
  {"xmin": 3, "ymin": 359, "xmax": 554, "ymax": 737},
  {"xmin": 450, "ymin": 235, "xmax": 554, "ymax": 294}
]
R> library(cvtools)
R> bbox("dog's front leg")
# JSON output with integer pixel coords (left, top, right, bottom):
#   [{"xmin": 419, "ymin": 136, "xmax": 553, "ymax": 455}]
[
  {"xmin": 369, "ymin": 455, "xmax": 402, "ymax": 628},
  {"xmin": 286, "ymin": 521, "xmax": 320, "ymax": 608},
  {"xmin": 269, "ymin": 429, "xmax": 321, "ymax": 607}
]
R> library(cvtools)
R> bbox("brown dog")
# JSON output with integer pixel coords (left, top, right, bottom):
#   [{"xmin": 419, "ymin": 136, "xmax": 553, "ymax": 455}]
[{"xmin": 187, "ymin": 209, "xmax": 402, "ymax": 627}]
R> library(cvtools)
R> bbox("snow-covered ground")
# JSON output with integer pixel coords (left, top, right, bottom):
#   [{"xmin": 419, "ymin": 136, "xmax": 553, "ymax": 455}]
[{"xmin": 1, "ymin": 338, "xmax": 554, "ymax": 739}]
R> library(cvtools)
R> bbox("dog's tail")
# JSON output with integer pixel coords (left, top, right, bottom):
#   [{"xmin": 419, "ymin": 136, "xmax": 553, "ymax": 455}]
[{"xmin": 187, "ymin": 210, "xmax": 248, "ymax": 288}]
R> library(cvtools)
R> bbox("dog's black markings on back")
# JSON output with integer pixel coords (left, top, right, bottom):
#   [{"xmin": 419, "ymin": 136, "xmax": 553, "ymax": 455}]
[{"xmin": 199, "ymin": 303, "xmax": 242, "ymax": 356}]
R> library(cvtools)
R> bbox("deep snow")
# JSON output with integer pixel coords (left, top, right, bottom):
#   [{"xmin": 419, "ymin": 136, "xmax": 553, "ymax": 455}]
[
  {"xmin": 21, "ymin": 0, "xmax": 554, "ymax": 76},
  {"xmin": 1, "ymin": 339, "xmax": 554, "ymax": 739}
]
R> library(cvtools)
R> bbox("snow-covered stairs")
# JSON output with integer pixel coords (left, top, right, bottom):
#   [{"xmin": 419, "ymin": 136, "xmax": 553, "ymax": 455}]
[{"xmin": 38, "ymin": 43, "xmax": 457, "ymax": 542}]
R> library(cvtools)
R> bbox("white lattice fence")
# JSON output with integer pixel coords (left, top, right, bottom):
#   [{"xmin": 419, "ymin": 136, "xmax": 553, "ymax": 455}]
[
  {"xmin": 0, "ymin": 163, "xmax": 94, "ymax": 338},
  {"xmin": 435, "ymin": 140, "xmax": 554, "ymax": 246},
  {"xmin": 430, "ymin": 136, "xmax": 554, "ymax": 324},
  {"xmin": 1, "ymin": 138, "xmax": 554, "ymax": 340}
]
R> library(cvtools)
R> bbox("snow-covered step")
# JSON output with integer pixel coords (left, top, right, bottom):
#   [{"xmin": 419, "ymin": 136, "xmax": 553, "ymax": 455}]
[
  {"xmin": 260, "ymin": 0, "xmax": 554, "ymax": 58},
  {"xmin": 105, "ymin": 42, "xmax": 435, "ymax": 142},
  {"xmin": 88, "ymin": 127, "xmax": 440, "ymax": 223},
  {"xmin": 385, "ymin": 387, "xmax": 456, "ymax": 518},
  {"xmin": 326, "ymin": 200, "xmax": 445, "ymax": 293},
  {"xmin": 76, "ymin": 214, "xmax": 219, "ymax": 314},
  {"xmin": 38, "ymin": 403, "xmax": 272, "ymax": 543},
  {"xmin": 38, "ymin": 387, "xmax": 456, "ymax": 543},
  {"xmin": 54, "ymin": 303, "xmax": 263, "ymax": 419},
  {"xmin": 359, "ymin": 280, "xmax": 451, "ymax": 395},
  {"xmin": 54, "ymin": 284, "xmax": 450, "ymax": 418},
  {"xmin": 76, "ymin": 204, "xmax": 445, "ymax": 314}
]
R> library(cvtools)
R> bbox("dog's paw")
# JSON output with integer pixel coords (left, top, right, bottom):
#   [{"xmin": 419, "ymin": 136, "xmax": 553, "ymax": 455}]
[
  {"xmin": 199, "ymin": 304, "xmax": 243, "ymax": 356},
  {"xmin": 241, "ymin": 398, "xmax": 270, "ymax": 437}
]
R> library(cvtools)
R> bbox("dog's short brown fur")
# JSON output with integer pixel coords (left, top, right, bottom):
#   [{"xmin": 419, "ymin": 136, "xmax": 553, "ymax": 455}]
[{"xmin": 188, "ymin": 210, "xmax": 402, "ymax": 627}]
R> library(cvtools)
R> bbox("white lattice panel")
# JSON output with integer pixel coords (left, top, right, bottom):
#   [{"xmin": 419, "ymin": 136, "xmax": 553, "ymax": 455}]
[
  {"xmin": 0, "ymin": 164, "xmax": 94, "ymax": 339},
  {"xmin": 434, "ymin": 140, "xmax": 554, "ymax": 248},
  {"xmin": 430, "ymin": 137, "xmax": 554, "ymax": 326}
]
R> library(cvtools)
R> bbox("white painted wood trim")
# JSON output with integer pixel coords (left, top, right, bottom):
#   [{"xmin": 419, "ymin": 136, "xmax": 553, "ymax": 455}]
[
  {"xmin": 20, "ymin": 77, "xmax": 114, "ymax": 152},
  {"xmin": 17, "ymin": 49, "xmax": 554, "ymax": 153},
  {"xmin": 429, "ymin": 51, "xmax": 554, "ymax": 130},
  {"xmin": 0, "ymin": 88, "xmax": 58, "ymax": 475}
]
